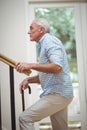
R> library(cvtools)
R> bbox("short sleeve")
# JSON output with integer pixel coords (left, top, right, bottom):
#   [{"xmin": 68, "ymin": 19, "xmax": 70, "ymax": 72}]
[{"xmin": 46, "ymin": 40, "xmax": 64, "ymax": 67}]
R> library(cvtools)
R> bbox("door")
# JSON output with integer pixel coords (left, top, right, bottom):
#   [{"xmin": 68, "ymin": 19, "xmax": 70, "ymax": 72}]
[{"xmin": 26, "ymin": 1, "xmax": 87, "ymax": 130}]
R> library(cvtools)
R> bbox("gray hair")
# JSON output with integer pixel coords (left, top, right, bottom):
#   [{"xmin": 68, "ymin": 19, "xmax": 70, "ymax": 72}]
[{"xmin": 33, "ymin": 18, "xmax": 50, "ymax": 33}]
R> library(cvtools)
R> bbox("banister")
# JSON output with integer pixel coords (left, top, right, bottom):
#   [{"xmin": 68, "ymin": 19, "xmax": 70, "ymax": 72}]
[
  {"xmin": 0, "ymin": 54, "xmax": 31, "ymax": 76},
  {"xmin": 0, "ymin": 53, "xmax": 31, "ymax": 130},
  {"xmin": 9, "ymin": 66, "xmax": 16, "ymax": 130}
]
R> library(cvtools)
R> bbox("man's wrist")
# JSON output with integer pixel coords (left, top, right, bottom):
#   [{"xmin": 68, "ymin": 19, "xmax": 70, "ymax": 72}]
[{"xmin": 31, "ymin": 63, "xmax": 38, "ymax": 70}]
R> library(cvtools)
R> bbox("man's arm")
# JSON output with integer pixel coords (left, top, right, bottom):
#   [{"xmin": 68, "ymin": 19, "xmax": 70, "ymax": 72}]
[
  {"xmin": 16, "ymin": 62, "xmax": 62, "ymax": 74},
  {"xmin": 31, "ymin": 62, "xmax": 62, "ymax": 73},
  {"xmin": 19, "ymin": 75, "xmax": 40, "ymax": 93},
  {"xmin": 27, "ymin": 75, "xmax": 40, "ymax": 83}
]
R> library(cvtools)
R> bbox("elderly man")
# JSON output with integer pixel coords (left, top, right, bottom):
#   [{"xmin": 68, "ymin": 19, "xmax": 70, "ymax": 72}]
[{"xmin": 16, "ymin": 18, "xmax": 73, "ymax": 130}]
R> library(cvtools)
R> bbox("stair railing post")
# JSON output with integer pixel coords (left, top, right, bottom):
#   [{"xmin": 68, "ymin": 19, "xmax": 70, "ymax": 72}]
[{"xmin": 9, "ymin": 66, "xmax": 16, "ymax": 130}]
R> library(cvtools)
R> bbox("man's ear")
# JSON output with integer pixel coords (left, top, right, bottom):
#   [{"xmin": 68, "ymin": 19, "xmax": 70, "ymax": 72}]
[
  {"xmin": 38, "ymin": 27, "xmax": 45, "ymax": 33},
  {"xmin": 40, "ymin": 27, "xmax": 45, "ymax": 33}
]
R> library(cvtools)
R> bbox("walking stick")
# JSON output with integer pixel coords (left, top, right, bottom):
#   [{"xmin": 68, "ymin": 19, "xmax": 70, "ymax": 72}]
[{"xmin": 21, "ymin": 85, "xmax": 31, "ymax": 111}]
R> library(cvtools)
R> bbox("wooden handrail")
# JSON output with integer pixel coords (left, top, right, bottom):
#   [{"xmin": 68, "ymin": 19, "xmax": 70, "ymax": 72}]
[{"xmin": 0, "ymin": 54, "xmax": 31, "ymax": 76}]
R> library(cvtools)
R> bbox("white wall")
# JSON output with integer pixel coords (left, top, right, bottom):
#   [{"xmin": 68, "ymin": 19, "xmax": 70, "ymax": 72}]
[
  {"xmin": 0, "ymin": 0, "xmax": 28, "ymax": 130},
  {"xmin": 0, "ymin": 0, "xmax": 26, "ymax": 60}
]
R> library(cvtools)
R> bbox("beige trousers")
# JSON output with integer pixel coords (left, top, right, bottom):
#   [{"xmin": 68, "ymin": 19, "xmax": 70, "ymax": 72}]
[{"xmin": 19, "ymin": 93, "xmax": 72, "ymax": 130}]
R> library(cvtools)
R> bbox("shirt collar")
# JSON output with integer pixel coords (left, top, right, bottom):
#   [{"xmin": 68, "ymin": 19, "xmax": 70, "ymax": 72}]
[{"xmin": 38, "ymin": 33, "xmax": 49, "ymax": 46}]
